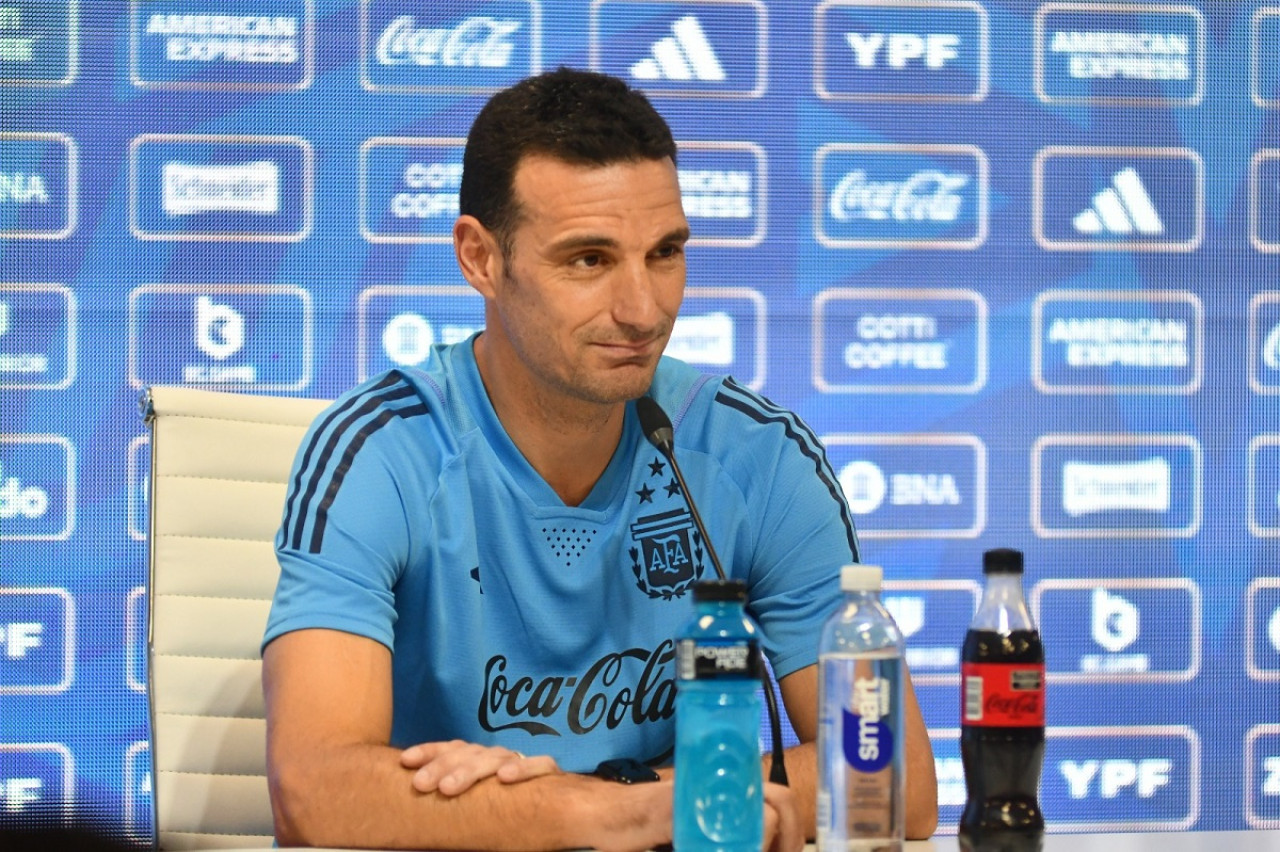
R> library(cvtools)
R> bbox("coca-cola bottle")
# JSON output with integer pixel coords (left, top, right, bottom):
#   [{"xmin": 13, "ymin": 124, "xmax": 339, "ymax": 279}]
[{"xmin": 959, "ymin": 548, "xmax": 1045, "ymax": 852}]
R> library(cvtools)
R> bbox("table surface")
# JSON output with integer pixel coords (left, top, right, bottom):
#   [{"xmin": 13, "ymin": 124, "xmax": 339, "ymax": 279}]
[{"xmin": 224, "ymin": 830, "xmax": 1280, "ymax": 851}]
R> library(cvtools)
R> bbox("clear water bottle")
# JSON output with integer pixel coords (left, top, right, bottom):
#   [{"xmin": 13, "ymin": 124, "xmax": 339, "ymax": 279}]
[
  {"xmin": 818, "ymin": 564, "xmax": 906, "ymax": 852},
  {"xmin": 674, "ymin": 578, "xmax": 764, "ymax": 852}
]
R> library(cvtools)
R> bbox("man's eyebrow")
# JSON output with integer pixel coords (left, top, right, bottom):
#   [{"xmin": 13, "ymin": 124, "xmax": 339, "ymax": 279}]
[
  {"xmin": 659, "ymin": 226, "xmax": 691, "ymax": 246},
  {"xmin": 545, "ymin": 227, "xmax": 691, "ymax": 254},
  {"xmin": 545, "ymin": 233, "xmax": 620, "ymax": 254}
]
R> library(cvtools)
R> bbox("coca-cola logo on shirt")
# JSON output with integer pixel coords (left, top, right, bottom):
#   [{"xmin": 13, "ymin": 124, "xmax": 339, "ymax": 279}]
[
  {"xmin": 478, "ymin": 639, "xmax": 677, "ymax": 737},
  {"xmin": 375, "ymin": 16, "xmax": 522, "ymax": 68},
  {"xmin": 828, "ymin": 169, "xmax": 969, "ymax": 222}
]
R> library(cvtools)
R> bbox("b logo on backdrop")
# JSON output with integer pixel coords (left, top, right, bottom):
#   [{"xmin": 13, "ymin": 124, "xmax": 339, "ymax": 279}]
[
  {"xmin": 129, "ymin": 0, "xmax": 315, "ymax": 91},
  {"xmin": 0, "ymin": 133, "xmax": 77, "ymax": 240},
  {"xmin": 0, "ymin": 0, "xmax": 77, "ymax": 87},
  {"xmin": 360, "ymin": 0, "xmax": 541, "ymax": 94},
  {"xmin": 590, "ymin": 0, "xmax": 767, "ymax": 98},
  {"xmin": 813, "ymin": 0, "xmax": 988, "ymax": 102},
  {"xmin": 0, "ymin": 284, "xmax": 75, "ymax": 391},
  {"xmin": 128, "ymin": 285, "xmax": 313, "ymax": 392},
  {"xmin": 1030, "ymin": 579, "xmax": 1201, "ymax": 682}
]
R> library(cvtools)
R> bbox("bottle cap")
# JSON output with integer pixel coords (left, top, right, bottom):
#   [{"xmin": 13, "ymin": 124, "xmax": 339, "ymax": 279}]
[
  {"xmin": 839, "ymin": 564, "xmax": 883, "ymax": 591},
  {"xmin": 692, "ymin": 578, "xmax": 747, "ymax": 602},
  {"xmin": 982, "ymin": 548, "xmax": 1024, "ymax": 574}
]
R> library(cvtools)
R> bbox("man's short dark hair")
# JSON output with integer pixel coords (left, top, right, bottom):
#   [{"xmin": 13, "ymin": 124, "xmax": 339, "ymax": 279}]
[{"xmin": 459, "ymin": 67, "xmax": 678, "ymax": 254}]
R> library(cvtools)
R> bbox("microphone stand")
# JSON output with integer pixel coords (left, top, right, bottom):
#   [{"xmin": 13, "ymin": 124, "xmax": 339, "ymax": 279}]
[{"xmin": 636, "ymin": 396, "xmax": 789, "ymax": 787}]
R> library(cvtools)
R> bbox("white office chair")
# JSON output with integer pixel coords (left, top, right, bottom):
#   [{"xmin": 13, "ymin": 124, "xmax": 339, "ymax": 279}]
[{"xmin": 142, "ymin": 386, "xmax": 329, "ymax": 850}]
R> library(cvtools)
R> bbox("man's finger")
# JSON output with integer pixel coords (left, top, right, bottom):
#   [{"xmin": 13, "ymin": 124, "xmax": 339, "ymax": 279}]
[
  {"xmin": 495, "ymin": 754, "xmax": 560, "ymax": 783},
  {"xmin": 763, "ymin": 782, "xmax": 802, "ymax": 852}
]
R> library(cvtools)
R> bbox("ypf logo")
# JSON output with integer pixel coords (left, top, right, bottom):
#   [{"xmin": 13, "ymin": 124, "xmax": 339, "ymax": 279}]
[
  {"xmin": 0, "ymin": 588, "xmax": 74, "ymax": 694},
  {"xmin": 1044, "ymin": 726, "xmax": 1199, "ymax": 831},
  {"xmin": 0, "ymin": 744, "xmax": 74, "ymax": 817},
  {"xmin": 814, "ymin": 0, "xmax": 988, "ymax": 102}
]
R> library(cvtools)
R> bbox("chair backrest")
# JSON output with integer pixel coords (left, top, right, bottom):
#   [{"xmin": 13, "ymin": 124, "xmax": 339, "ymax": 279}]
[{"xmin": 143, "ymin": 386, "xmax": 329, "ymax": 850}]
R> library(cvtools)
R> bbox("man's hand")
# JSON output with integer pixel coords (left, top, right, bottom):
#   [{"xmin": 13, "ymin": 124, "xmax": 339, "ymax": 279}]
[
  {"xmin": 400, "ymin": 740, "xmax": 561, "ymax": 795},
  {"xmin": 763, "ymin": 782, "xmax": 803, "ymax": 852}
]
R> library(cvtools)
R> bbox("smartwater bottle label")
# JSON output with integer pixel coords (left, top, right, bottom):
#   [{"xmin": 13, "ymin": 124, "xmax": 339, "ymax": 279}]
[
  {"xmin": 677, "ymin": 638, "xmax": 761, "ymax": 680},
  {"xmin": 961, "ymin": 662, "xmax": 1045, "ymax": 726},
  {"xmin": 843, "ymin": 676, "xmax": 895, "ymax": 772}
]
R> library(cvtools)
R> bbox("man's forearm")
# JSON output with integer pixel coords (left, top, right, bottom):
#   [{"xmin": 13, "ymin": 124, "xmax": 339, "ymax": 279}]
[{"xmin": 269, "ymin": 742, "xmax": 670, "ymax": 852}]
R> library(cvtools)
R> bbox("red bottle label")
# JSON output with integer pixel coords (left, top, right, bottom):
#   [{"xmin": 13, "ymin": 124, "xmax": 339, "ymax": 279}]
[{"xmin": 961, "ymin": 662, "xmax": 1045, "ymax": 727}]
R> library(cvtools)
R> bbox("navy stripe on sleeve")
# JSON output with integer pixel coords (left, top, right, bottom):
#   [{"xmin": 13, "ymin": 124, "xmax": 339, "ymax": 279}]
[
  {"xmin": 285, "ymin": 380, "xmax": 418, "ymax": 551},
  {"xmin": 308, "ymin": 402, "xmax": 431, "ymax": 554},
  {"xmin": 280, "ymin": 374, "xmax": 405, "ymax": 547},
  {"xmin": 713, "ymin": 381, "xmax": 860, "ymax": 561}
]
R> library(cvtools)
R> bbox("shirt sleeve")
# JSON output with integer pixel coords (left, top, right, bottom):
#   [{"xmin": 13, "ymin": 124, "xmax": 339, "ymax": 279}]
[
  {"xmin": 262, "ymin": 393, "xmax": 424, "ymax": 654},
  {"xmin": 709, "ymin": 380, "xmax": 860, "ymax": 680}
]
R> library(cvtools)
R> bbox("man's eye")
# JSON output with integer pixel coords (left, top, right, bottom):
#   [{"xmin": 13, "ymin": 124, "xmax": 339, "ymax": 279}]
[
  {"xmin": 574, "ymin": 254, "xmax": 602, "ymax": 268},
  {"xmin": 655, "ymin": 245, "xmax": 684, "ymax": 259}
]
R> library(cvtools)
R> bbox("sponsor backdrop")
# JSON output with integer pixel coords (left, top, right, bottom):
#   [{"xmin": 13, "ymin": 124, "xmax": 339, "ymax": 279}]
[{"xmin": 2, "ymin": 0, "xmax": 1278, "ymax": 839}]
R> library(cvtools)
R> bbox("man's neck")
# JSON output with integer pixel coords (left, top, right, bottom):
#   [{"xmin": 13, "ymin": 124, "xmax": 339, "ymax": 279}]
[{"xmin": 473, "ymin": 336, "xmax": 626, "ymax": 507}]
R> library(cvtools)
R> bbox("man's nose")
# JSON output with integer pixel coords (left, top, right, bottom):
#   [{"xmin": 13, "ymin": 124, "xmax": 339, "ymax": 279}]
[{"xmin": 611, "ymin": 260, "xmax": 665, "ymax": 330}]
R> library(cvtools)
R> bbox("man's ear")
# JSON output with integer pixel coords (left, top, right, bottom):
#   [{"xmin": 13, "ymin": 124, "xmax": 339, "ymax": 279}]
[{"xmin": 454, "ymin": 215, "xmax": 502, "ymax": 299}]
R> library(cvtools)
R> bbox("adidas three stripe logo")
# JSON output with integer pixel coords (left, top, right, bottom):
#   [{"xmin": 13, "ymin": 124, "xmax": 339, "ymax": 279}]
[
  {"xmin": 1073, "ymin": 167, "xmax": 1165, "ymax": 236},
  {"xmin": 630, "ymin": 15, "xmax": 726, "ymax": 82}
]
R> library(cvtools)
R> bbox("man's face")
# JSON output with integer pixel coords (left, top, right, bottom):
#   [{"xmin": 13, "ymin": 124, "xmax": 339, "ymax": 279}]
[{"xmin": 487, "ymin": 154, "xmax": 690, "ymax": 407}]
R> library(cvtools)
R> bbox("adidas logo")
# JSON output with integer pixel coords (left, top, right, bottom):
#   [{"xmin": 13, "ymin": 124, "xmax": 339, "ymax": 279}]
[
  {"xmin": 630, "ymin": 15, "xmax": 725, "ymax": 82},
  {"xmin": 1073, "ymin": 167, "xmax": 1164, "ymax": 236}
]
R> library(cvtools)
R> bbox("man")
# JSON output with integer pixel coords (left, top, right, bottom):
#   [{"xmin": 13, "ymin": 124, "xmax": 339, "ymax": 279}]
[{"xmin": 262, "ymin": 68, "xmax": 937, "ymax": 851}]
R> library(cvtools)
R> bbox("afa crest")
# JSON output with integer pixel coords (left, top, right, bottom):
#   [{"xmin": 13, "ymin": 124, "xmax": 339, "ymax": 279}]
[{"xmin": 629, "ymin": 508, "xmax": 704, "ymax": 599}]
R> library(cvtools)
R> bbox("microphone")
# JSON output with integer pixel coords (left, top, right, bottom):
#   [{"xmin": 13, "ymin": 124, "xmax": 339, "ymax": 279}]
[{"xmin": 635, "ymin": 395, "xmax": 789, "ymax": 787}]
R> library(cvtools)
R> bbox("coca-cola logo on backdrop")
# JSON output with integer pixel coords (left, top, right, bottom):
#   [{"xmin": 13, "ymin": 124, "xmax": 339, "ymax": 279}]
[{"xmin": 828, "ymin": 169, "xmax": 969, "ymax": 223}]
